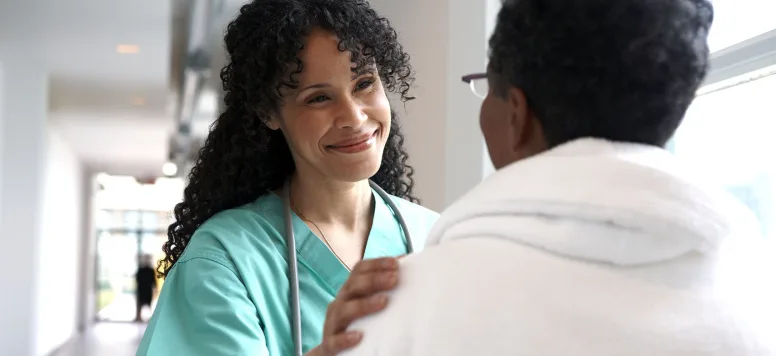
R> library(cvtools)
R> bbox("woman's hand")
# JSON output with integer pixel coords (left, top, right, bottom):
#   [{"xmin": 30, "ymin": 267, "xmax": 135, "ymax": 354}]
[{"xmin": 305, "ymin": 257, "xmax": 400, "ymax": 356}]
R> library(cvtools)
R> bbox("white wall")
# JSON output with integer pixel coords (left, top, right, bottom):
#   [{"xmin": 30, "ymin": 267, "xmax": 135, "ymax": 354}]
[
  {"xmin": 0, "ymin": 57, "xmax": 88, "ymax": 356},
  {"xmin": 0, "ymin": 62, "xmax": 4, "ymax": 219},
  {"xmin": 36, "ymin": 128, "xmax": 85, "ymax": 356},
  {"xmin": 374, "ymin": 0, "xmax": 449, "ymax": 211},
  {"xmin": 77, "ymin": 170, "xmax": 98, "ymax": 333},
  {"xmin": 482, "ymin": 0, "xmax": 501, "ymax": 179},
  {"xmin": 443, "ymin": 0, "xmax": 494, "ymax": 205},
  {"xmin": 0, "ymin": 58, "xmax": 48, "ymax": 356},
  {"xmin": 371, "ymin": 0, "xmax": 499, "ymax": 211}
]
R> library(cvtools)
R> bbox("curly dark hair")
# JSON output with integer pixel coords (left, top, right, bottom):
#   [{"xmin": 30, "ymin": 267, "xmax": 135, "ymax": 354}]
[
  {"xmin": 489, "ymin": 0, "xmax": 714, "ymax": 147},
  {"xmin": 159, "ymin": 0, "xmax": 417, "ymax": 277}
]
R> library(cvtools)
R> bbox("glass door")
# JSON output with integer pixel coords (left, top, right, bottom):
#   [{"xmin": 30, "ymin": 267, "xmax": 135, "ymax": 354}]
[{"xmin": 95, "ymin": 209, "xmax": 170, "ymax": 322}]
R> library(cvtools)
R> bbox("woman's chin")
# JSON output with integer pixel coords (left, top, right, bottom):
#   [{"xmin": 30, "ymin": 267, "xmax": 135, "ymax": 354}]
[
  {"xmin": 319, "ymin": 146, "xmax": 383, "ymax": 181},
  {"xmin": 328, "ymin": 159, "xmax": 382, "ymax": 183}
]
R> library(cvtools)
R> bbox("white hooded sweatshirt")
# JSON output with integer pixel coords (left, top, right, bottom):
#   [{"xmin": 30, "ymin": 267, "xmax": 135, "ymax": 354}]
[{"xmin": 344, "ymin": 138, "xmax": 776, "ymax": 356}]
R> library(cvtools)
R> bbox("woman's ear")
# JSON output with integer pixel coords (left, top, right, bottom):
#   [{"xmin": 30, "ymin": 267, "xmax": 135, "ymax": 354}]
[{"xmin": 266, "ymin": 116, "xmax": 281, "ymax": 130}]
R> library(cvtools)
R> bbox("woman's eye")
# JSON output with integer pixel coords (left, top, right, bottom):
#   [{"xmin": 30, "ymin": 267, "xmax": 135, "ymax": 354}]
[
  {"xmin": 307, "ymin": 95, "xmax": 329, "ymax": 104},
  {"xmin": 356, "ymin": 79, "xmax": 375, "ymax": 91}
]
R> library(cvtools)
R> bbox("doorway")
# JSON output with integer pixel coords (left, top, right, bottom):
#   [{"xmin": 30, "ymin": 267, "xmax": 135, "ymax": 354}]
[{"xmin": 93, "ymin": 174, "xmax": 183, "ymax": 322}]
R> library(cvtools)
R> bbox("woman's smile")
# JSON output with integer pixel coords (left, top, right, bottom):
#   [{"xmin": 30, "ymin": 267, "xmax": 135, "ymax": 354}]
[{"xmin": 325, "ymin": 130, "xmax": 379, "ymax": 154}]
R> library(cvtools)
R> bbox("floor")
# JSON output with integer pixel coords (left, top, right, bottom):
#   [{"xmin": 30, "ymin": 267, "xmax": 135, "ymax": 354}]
[
  {"xmin": 51, "ymin": 323, "xmax": 146, "ymax": 356},
  {"xmin": 98, "ymin": 293, "xmax": 155, "ymax": 322}
]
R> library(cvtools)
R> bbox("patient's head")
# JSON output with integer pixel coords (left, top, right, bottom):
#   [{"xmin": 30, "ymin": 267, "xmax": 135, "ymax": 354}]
[{"xmin": 480, "ymin": 0, "xmax": 713, "ymax": 169}]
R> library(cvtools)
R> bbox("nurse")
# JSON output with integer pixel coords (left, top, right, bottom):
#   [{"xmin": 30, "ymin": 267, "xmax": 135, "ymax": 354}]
[{"xmin": 135, "ymin": 0, "xmax": 438, "ymax": 355}]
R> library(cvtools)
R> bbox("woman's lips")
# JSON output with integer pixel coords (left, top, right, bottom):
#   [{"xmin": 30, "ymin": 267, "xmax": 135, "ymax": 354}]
[{"xmin": 327, "ymin": 131, "xmax": 378, "ymax": 154}]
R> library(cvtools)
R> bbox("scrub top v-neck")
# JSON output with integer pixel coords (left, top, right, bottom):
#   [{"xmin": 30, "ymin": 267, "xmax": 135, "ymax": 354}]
[{"xmin": 136, "ymin": 189, "xmax": 439, "ymax": 356}]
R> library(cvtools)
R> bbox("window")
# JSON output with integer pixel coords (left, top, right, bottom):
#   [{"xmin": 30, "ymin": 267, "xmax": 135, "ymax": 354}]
[
  {"xmin": 122, "ymin": 210, "xmax": 141, "ymax": 230},
  {"xmin": 670, "ymin": 0, "xmax": 776, "ymax": 239},
  {"xmin": 673, "ymin": 65, "xmax": 776, "ymax": 239},
  {"xmin": 141, "ymin": 232, "xmax": 167, "ymax": 257},
  {"xmin": 672, "ymin": 8, "xmax": 776, "ymax": 239},
  {"xmin": 707, "ymin": 0, "xmax": 776, "ymax": 53}
]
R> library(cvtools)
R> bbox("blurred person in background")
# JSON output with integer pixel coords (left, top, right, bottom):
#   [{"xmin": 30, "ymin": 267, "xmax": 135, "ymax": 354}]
[
  {"xmin": 343, "ymin": 0, "xmax": 776, "ymax": 355},
  {"xmin": 134, "ymin": 254, "xmax": 156, "ymax": 323},
  {"xmin": 136, "ymin": 0, "xmax": 438, "ymax": 355}
]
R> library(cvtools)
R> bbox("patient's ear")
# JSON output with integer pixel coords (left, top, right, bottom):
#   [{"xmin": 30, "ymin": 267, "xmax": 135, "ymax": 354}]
[
  {"xmin": 506, "ymin": 87, "xmax": 530, "ymax": 153},
  {"xmin": 507, "ymin": 87, "xmax": 546, "ymax": 158}
]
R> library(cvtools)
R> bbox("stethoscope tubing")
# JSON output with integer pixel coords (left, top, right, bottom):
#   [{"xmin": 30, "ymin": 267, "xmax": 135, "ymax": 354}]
[{"xmin": 282, "ymin": 180, "xmax": 413, "ymax": 356}]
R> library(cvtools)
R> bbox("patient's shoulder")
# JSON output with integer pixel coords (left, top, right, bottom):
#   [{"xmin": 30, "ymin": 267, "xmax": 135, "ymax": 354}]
[{"xmin": 343, "ymin": 239, "xmax": 504, "ymax": 355}]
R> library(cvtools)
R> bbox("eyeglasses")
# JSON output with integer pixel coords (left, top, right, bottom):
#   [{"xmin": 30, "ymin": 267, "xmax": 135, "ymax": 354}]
[{"xmin": 461, "ymin": 73, "xmax": 488, "ymax": 99}]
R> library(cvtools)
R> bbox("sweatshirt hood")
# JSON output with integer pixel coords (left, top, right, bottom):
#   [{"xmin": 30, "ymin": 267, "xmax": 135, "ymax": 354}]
[{"xmin": 426, "ymin": 138, "xmax": 760, "ymax": 266}]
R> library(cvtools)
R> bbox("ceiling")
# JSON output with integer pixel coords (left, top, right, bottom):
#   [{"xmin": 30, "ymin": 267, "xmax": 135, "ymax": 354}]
[
  {"xmin": 0, "ymin": 0, "xmax": 255, "ymax": 178},
  {"xmin": 0, "ymin": 0, "xmax": 182, "ymax": 177}
]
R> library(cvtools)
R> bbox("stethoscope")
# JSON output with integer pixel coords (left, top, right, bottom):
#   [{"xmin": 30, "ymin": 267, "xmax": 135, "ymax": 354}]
[{"xmin": 282, "ymin": 179, "xmax": 415, "ymax": 356}]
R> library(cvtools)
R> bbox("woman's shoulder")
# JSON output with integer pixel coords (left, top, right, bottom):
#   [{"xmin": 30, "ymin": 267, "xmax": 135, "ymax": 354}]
[
  {"xmin": 198, "ymin": 193, "xmax": 283, "ymax": 232},
  {"xmin": 178, "ymin": 193, "xmax": 286, "ymax": 267}
]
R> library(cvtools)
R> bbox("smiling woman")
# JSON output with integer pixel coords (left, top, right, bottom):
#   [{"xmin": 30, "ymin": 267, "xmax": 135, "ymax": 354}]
[
  {"xmin": 135, "ymin": 1, "xmax": 439, "ymax": 356},
  {"xmin": 265, "ymin": 29, "xmax": 393, "ymax": 186}
]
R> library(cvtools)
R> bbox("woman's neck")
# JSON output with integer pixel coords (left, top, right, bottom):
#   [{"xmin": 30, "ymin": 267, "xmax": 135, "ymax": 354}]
[{"xmin": 289, "ymin": 171, "xmax": 373, "ymax": 230}]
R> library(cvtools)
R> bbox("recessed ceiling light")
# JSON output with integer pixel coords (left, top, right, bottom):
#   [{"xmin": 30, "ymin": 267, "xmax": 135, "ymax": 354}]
[
  {"xmin": 162, "ymin": 162, "xmax": 178, "ymax": 176},
  {"xmin": 131, "ymin": 97, "xmax": 146, "ymax": 106},
  {"xmin": 116, "ymin": 44, "xmax": 140, "ymax": 54}
]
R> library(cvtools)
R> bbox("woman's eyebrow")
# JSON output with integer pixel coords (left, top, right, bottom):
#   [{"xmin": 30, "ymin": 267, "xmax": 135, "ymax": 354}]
[
  {"xmin": 351, "ymin": 65, "xmax": 377, "ymax": 79},
  {"xmin": 298, "ymin": 82, "xmax": 332, "ymax": 92},
  {"xmin": 294, "ymin": 66, "xmax": 377, "ymax": 93}
]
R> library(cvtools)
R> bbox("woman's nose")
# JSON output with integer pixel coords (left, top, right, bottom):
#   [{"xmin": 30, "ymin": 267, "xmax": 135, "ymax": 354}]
[{"xmin": 335, "ymin": 97, "xmax": 369, "ymax": 129}]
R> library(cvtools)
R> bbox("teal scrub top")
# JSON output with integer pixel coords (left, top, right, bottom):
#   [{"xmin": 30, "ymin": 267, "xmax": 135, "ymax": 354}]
[{"xmin": 136, "ymin": 188, "xmax": 438, "ymax": 356}]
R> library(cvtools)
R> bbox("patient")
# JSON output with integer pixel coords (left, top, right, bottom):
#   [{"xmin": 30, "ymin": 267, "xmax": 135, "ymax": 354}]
[{"xmin": 343, "ymin": 0, "xmax": 776, "ymax": 354}]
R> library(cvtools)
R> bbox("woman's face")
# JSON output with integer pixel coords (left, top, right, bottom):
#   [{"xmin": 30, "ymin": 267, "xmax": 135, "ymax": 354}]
[{"xmin": 268, "ymin": 28, "xmax": 391, "ymax": 183}]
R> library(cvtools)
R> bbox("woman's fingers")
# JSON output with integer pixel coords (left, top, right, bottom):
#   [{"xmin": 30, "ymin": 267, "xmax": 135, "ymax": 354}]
[
  {"xmin": 351, "ymin": 257, "xmax": 399, "ymax": 274},
  {"xmin": 322, "ymin": 330, "xmax": 363, "ymax": 353},
  {"xmin": 334, "ymin": 293, "xmax": 389, "ymax": 326},
  {"xmin": 324, "ymin": 294, "xmax": 388, "ymax": 342},
  {"xmin": 337, "ymin": 270, "xmax": 398, "ymax": 301},
  {"xmin": 325, "ymin": 286, "xmax": 394, "ymax": 335},
  {"xmin": 338, "ymin": 259, "xmax": 399, "ymax": 299},
  {"xmin": 307, "ymin": 330, "xmax": 364, "ymax": 356},
  {"xmin": 316, "ymin": 257, "xmax": 402, "ymax": 355}
]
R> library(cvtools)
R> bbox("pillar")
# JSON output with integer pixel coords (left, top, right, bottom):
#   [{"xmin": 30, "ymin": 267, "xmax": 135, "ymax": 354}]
[{"xmin": 370, "ymin": 0, "xmax": 500, "ymax": 211}]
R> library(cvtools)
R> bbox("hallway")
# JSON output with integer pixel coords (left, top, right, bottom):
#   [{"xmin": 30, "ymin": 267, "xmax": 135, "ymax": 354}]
[{"xmin": 51, "ymin": 323, "xmax": 145, "ymax": 356}]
